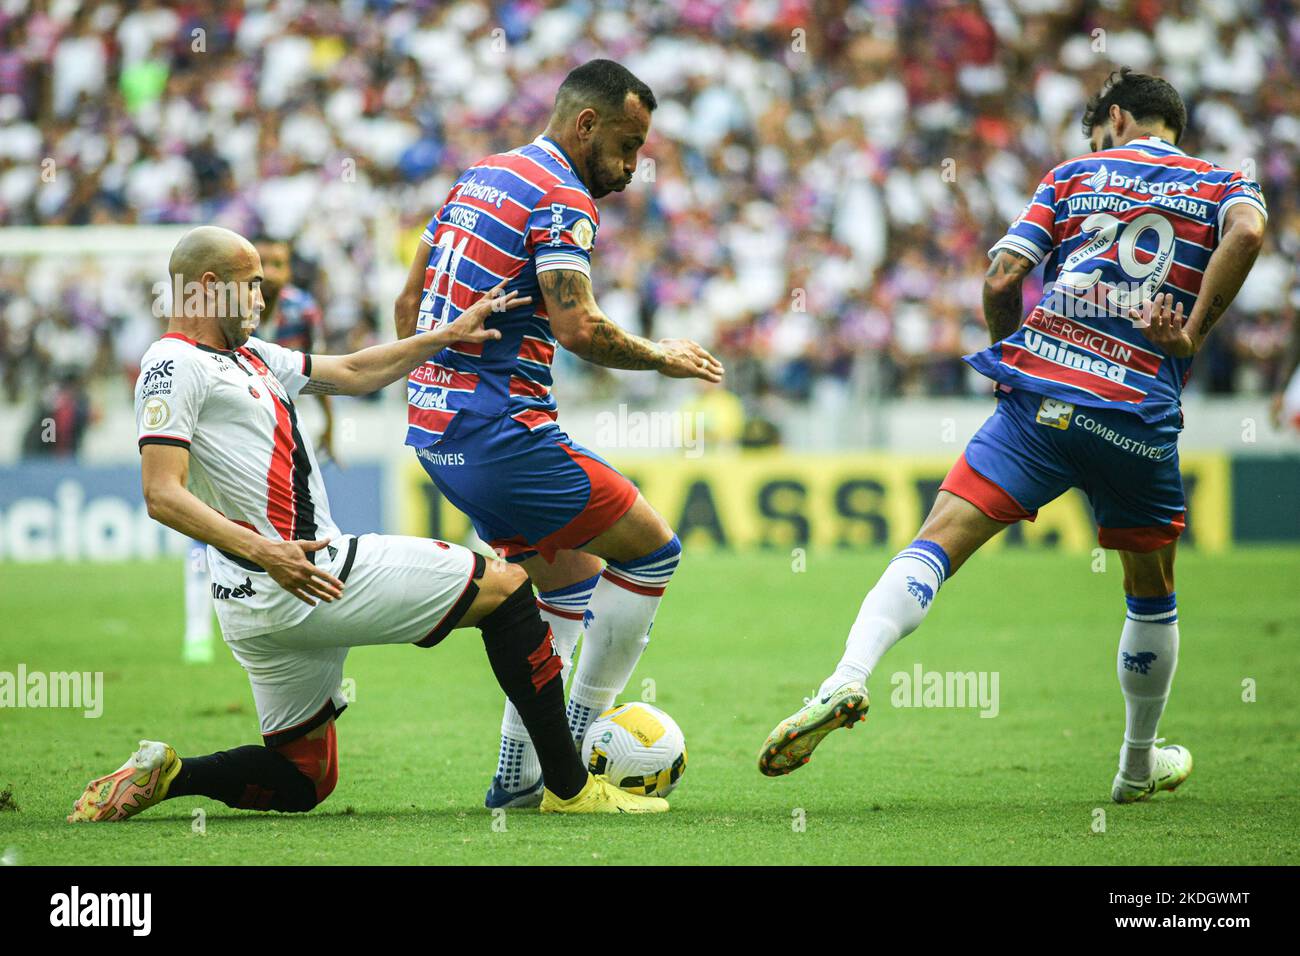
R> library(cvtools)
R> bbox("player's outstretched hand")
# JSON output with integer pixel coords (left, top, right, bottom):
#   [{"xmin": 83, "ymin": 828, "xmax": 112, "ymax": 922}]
[
  {"xmin": 260, "ymin": 538, "xmax": 344, "ymax": 606},
  {"xmin": 442, "ymin": 281, "xmax": 532, "ymax": 345},
  {"xmin": 657, "ymin": 338, "xmax": 725, "ymax": 383},
  {"xmin": 1132, "ymin": 292, "xmax": 1194, "ymax": 358}
]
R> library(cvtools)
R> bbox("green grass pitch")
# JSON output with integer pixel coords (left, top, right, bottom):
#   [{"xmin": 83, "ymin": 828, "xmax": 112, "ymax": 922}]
[{"xmin": 2, "ymin": 548, "xmax": 1297, "ymax": 865}]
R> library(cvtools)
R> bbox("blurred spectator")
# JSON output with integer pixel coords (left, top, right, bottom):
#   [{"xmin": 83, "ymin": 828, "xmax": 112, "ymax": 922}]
[
  {"xmin": 0, "ymin": 0, "xmax": 1295, "ymax": 440},
  {"xmin": 22, "ymin": 371, "xmax": 97, "ymax": 456}
]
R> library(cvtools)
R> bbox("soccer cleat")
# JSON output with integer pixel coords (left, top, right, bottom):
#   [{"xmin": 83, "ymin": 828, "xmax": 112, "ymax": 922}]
[
  {"xmin": 539, "ymin": 774, "xmax": 669, "ymax": 814},
  {"xmin": 67, "ymin": 740, "xmax": 180, "ymax": 823},
  {"xmin": 757, "ymin": 681, "xmax": 869, "ymax": 777},
  {"xmin": 484, "ymin": 774, "xmax": 545, "ymax": 810},
  {"xmin": 1111, "ymin": 742, "xmax": 1193, "ymax": 804}
]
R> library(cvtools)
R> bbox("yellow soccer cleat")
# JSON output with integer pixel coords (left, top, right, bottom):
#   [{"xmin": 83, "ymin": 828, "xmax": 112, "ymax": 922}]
[
  {"xmin": 539, "ymin": 773, "xmax": 669, "ymax": 814},
  {"xmin": 68, "ymin": 740, "xmax": 180, "ymax": 823},
  {"xmin": 758, "ymin": 681, "xmax": 869, "ymax": 777}
]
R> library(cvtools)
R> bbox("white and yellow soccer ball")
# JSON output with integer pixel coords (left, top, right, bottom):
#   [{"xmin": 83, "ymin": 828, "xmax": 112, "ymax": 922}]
[{"xmin": 581, "ymin": 702, "xmax": 687, "ymax": 798}]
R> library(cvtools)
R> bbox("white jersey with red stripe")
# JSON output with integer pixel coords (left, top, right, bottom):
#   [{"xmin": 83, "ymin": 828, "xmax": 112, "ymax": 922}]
[
  {"xmin": 135, "ymin": 331, "xmax": 340, "ymax": 639},
  {"xmin": 966, "ymin": 135, "xmax": 1268, "ymax": 423}
]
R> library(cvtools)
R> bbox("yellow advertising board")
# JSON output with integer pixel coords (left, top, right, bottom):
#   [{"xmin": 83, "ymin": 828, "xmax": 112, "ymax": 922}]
[{"xmin": 399, "ymin": 451, "xmax": 1230, "ymax": 554}]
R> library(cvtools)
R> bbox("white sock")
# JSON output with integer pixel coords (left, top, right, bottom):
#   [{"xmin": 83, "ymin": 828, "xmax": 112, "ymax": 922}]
[
  {"xmin": 183, "ymin": 541, "xmax": 212, "ymax": 650},
  {"xmin": 818, "ymin": 540, "xmax": 949, "ymax": 699},
  {"xmin": 1117, "ymin": 594, "xmax": 1180, "ymax": 781},
  {"xmin": 567, "ymin": 536, "xmax": 682, "ymax": 746},
  {"xmin": 493, "ymin": 573, "xmax": 598, "ymax": 791}
]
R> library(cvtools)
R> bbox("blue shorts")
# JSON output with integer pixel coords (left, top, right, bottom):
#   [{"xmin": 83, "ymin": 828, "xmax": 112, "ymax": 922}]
[
  {"xmin": 414, "ymin": 414, "xmax": 638, "ymax": 563},
  {"xmin": 939, "ymin": 388, "xmax": 1186, "ymax": 552}
]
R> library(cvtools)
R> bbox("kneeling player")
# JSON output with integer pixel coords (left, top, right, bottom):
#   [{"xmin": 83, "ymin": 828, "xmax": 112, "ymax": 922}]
[
  {"xmin": 68, "ymin": 226, "xmax": 666, "ymax": 822},
  {"xmin": 758, "ymin": 69, "xmax": 1267, "ymax": 803}
]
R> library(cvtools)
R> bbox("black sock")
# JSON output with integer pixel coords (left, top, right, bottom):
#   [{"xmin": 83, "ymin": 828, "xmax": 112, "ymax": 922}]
[
  {"xmin": 479, "ymin": 582, "xmax": 588, "ymax": 800},
  {"xmin": 168, "ymin": 745, "xmax": 318, "ymax": 812}
]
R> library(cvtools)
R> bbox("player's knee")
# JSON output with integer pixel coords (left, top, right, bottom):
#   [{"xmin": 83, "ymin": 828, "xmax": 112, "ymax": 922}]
[
  {"xmin": 604, "ymin": 533, "xmax": 682, "ymax": 594},
  {"xmin": 479, "ymin": 560, "xmax": 529, "ymax": 612},
  {"xmin": 1119, "ymin": 547, "xmax": 1176, "ymax": 597},
  {"xmin": 1123, "ymin": 568, "xmax": 1175, "ymax": 598},
  {"xmin": 274, "ymin": 721, "xmax": 340, "ymax": 811}
]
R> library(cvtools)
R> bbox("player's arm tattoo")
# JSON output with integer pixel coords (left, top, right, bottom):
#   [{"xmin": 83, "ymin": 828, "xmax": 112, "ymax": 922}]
[
  {"xmin": 982, "ymin": 250, "xmax": 1034, "ymax": 344},
  {"xmin": 302, "ymin": 377, "xmax": 344, "ymax": 395},
  {"xmin": 539, "ymin": 269, "xmax": 584, "ymax": 312},
  {"xmin": 538, "ymin": 269, "xmax": 664, "ymax": 371},
  {"xmin": 1198, "ymin": 294, "xmax": 1228, "ymax": 336},
  {"xmin": 1185, "ymin": 207, "xmax": 1266, "ymax": 350}
]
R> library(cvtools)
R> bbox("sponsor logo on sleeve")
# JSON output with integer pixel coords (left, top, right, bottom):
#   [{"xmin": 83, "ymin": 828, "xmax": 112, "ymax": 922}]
[
  {"xmin": 547, "ymin": 203, "xmax": 566, "ymax": 245},
  {"xmin": 140, "ymin": 360, "xmax": 174, "ymax": 397}
]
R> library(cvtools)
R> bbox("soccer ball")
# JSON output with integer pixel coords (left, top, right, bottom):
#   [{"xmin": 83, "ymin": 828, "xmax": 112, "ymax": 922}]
[{"xmin": 581, "ymin": 702, "xmax": 687, "ymax": 798}]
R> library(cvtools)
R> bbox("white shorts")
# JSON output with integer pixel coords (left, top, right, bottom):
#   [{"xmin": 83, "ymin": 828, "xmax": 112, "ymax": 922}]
[{"xmin": 225, "ymin": 533, "xmax": 484, "ymax": 744}]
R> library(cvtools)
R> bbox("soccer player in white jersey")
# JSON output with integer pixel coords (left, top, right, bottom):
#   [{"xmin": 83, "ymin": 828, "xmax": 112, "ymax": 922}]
[{"xmin": 68, "ymin": 226, "xmax": 667, "ymax": 821}]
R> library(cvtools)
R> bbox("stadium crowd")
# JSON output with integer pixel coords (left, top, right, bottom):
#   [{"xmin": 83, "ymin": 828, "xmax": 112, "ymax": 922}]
[{"xmin": 1, "ymin": 0, "xmax": 1297, "ymax": 445}]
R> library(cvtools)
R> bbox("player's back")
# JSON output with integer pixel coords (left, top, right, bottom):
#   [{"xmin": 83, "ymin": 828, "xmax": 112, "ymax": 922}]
[
  {"xmin": 969, "ymin": 136, "xmax": 1266, "ymax": 423},
  {"xmin": 405, "ymin": 137, "xmax": 600, "ymax": 448}
]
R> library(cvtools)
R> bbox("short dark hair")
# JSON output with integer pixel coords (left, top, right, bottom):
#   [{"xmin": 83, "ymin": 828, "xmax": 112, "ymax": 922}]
[
  {"xmin": 1083, "ymin": 67, "xmax": 1187, "ymax": 145},
  {"xmin": 250, "ymin": 234, "xmax": 290, "ymax": 250},
  {"xmin": 554, "ymin": 59, "xmax": 656, "ymax": 119}
]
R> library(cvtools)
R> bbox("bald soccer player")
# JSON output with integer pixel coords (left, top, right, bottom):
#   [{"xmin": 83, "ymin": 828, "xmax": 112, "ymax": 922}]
[{"xmin": 69, "ymin": 226, "xmax": 668, "ymax": 821}]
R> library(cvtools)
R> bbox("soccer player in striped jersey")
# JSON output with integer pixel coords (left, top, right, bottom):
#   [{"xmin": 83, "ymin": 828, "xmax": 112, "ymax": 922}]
[
  {"xmin": 69, "ymin": 226, "xmax": 669, "ymax": 822},
  {"xmin": 759, "ymin": 69, "xmax": 1268, "ymax": 804},
  {"xmin": 395, "ymin": 60, "xmax": 724, "ymax": 808}
]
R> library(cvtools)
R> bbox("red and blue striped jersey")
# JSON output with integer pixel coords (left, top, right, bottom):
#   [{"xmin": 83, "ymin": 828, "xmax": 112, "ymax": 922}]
[
  {"xmin": 405, "ymin": 135, "xmax": 599, "ymax": 447},
  {"xmin": 966, "ymin": 136, "xmax": 1267, "ymax": 422}
]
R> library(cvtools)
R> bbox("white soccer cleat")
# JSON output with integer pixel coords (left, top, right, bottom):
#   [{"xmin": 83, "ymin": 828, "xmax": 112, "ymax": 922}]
[{"xmin": 1111, "ymin": 741, "xmax": 1193, "ymax": 804}]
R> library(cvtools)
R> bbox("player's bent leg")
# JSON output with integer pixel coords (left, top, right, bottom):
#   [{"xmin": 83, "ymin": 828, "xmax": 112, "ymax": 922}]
[
  {"xmin": 581, "ymin": 493, "xmax": 674, "ymax": 564},
  {"xmin": 1111, "ymin": 543, "xmax": 1189, "ymax": 803},
  {"xmin": 822, "ymin": 492, "xmax": 1005, "ymax": 698},
  {"xmin": 566, "ymin": 494, "xmax": 681, "ymax": 746},
  {"xmin": 917, "ymin": 490, "xmax": 1018, "ymax": 574},
  {"xmin": 524, "ymin": 548, "xmax": 606, "ymax": 594},
  {"xmin": 273, "ymin": 720, "xmax": 339, "ymax": 806},
  {"xmin": 758, "ymin": 491, "xmax": 1011, "ymax": 777},
  {"xmin": 486, "ymin": 551, "xmax": 603, "ymax": 808},
  {"xmin": 68, "ymin": 725, "xmax": 331, "ymax": 822},
  {"xmin": 525, "ymin": 550, "xmax": 603, "ymax": 686},
  {"xmin": 454, "ymin": 560, "xmax": 666, "ymax": 813}
]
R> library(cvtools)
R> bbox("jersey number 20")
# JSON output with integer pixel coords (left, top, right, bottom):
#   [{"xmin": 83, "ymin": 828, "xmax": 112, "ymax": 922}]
[{"xmin": 1056, "ymin": 211, "xmax": 1176, "ymax": 314}]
